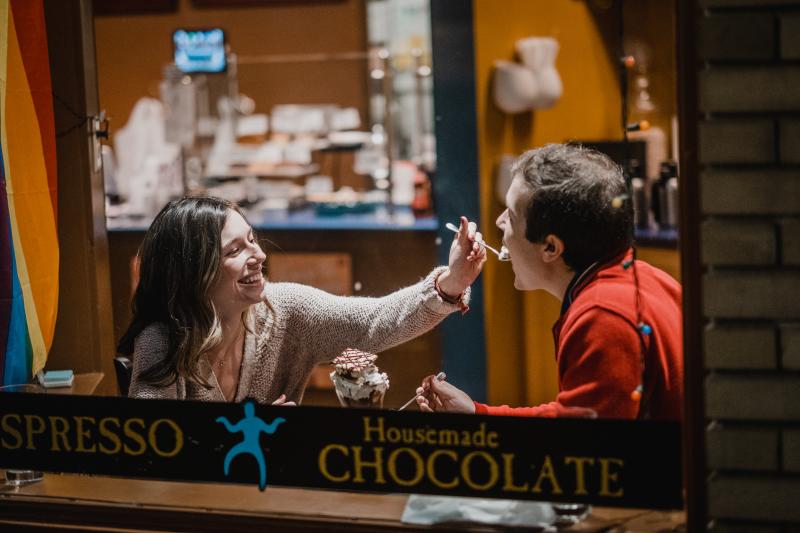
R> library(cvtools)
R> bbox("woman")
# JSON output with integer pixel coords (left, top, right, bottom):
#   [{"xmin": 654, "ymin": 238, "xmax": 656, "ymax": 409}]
[{"xmin": 119, "ymin": 197, "xmax": 486, "ymax": 404}]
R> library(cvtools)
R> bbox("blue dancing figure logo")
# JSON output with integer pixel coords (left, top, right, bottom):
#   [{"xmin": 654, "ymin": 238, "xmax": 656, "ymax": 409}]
[{"xmin": 216, "ymin": 401, "xmax": 286, "ymax": 490}]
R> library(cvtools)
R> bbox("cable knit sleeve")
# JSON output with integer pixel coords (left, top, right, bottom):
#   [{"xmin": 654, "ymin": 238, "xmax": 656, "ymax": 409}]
[
  {"xmin": 128, "ymin": 323, "xmax": 181, "ymax": 400},
  {"xmin": 270, "ymin": 267, "xmax": 470, "ymax": 364}
]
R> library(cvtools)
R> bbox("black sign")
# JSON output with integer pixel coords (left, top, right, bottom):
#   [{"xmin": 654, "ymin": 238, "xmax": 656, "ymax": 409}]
[{"xmin": 0, "ymin": 393, "xmax": 682, "ymax": 509}]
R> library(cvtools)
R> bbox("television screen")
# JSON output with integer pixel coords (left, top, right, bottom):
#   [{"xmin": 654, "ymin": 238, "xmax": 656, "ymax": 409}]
[{"xmin": 173, "ymin": 28, "xmax": 226, "ymax": 74}]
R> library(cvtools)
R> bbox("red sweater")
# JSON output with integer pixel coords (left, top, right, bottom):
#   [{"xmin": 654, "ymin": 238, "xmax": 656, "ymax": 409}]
[{"xmin": 474, "ymin": 251, "xmax": 683, "ymax": 420}]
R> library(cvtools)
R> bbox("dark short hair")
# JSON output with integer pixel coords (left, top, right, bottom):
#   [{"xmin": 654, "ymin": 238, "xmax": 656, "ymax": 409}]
[{"xmin": 511, "ymin": 143, "xmax": 633, "ymax": 271}]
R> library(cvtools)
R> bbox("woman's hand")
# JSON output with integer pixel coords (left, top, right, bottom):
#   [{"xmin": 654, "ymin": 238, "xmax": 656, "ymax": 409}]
[
  {"xmin": 271, "ymin": 394, "xmax": 296, "ymax": 406},
  {"xmin": 415, "ymin": 375, "xmax": 476, "ymax": 414},
  {"xmin": 437, "ymin": 216, "xmax": 488, "ymax": 298}
]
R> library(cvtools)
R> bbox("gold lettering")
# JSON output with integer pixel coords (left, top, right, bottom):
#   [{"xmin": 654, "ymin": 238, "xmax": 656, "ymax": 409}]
[
  {"xmin": 352, "ymin": 446, "xmax": 386, "ymax": 484},
  {"xmin": 362, "ymin": 417, "xmax": 385, "ymax": 443},
  {"xmin": 439, "ymin": 429, "xmax": 459, "ymax": 446},
  {"xmin": 426, "ymin": 428, "xmax": 437, "ymax": 445},
  {"xmin": 387, "ymin": 448, "xmax": 424, "ymax": 486},
  {"xmin": 98, "ymin": 418, "xmax": 122, "ymax": 455},
  {"xmin": 426, "ymin": 449, "xmax": 459, "ymax": 489},
  {"xmin": 48, "ymin": 416, "xmax": 71, "ymax": 452},
  {"xmin": 502, "ymin": 453, "xmax": 529, "ymax": 492},
  {"xmin": 74, "ymin": 416, "xmax": 97, "ymax": 452},
  {"xmin": 1, "ymin": 414, "xmax": 23, "ymax": 449},
  {"xmin": 565, "ymin": 456, "xmax": 595, "ymax": 496},
  {"xmin": 386, "ymin": 427, "xmax": 401, "ymax": 443},
  {"xmin": 487, "ymin": 431, "xmax": 499, "ymax": 448},
  {"xmin": 460, "ymin": 430, "xmax": 472, "ymax": 446},
  {"xmin": 599, "ymin": 458, "xmax": 624, "ymax": 497},
  {"xmin": 123, "ymin": 418, "xmax": 147, "ymax": 456},
  {"xmin": 415, "ymin": 428, "xmax": 425, "ymax": 443},
  {"xmin": 23, "ymin": 415, "xmax": 46, "ymax": 450},
  {"xmin": 318, "ymin": 444, "xmax": 350, "ymax": 482},
  {"xmin": 472, "ymin": 423, "xmax": 487, "ymax": 447},
  {"xmin": 532, "ymin": 455, "xmax": 563, "ymax": 495},
  {"xmin": 149, "ymin": 419, "xmax": 183, "ymax": 457},
  {"xmin": 461, "ymin": 451, "xmax": 499, "ymax": 491}
]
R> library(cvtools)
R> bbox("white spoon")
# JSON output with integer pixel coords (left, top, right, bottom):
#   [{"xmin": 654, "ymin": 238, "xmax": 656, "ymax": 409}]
[{"xmin": 445, "ymin": 222, "xmax": 510, "ymax": 261}]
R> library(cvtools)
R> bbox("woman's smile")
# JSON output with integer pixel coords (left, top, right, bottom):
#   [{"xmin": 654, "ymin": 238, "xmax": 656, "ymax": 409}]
[
  {"xmin": 238, "ymin": 271, "xmax": 264, "ymax": 286},
  {"xmin": 211, "ymin": 210, "xmax": 269, "ymax": 315}
]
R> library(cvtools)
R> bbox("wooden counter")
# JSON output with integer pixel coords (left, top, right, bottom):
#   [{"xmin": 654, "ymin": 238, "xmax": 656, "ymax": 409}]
[
  {"xmin": 57, "ymin": 372, "xmax": 104, "ymax": 396},
  {"xmin": 0, "ymin": 473, "xmax": 683, "ymax": 532}
]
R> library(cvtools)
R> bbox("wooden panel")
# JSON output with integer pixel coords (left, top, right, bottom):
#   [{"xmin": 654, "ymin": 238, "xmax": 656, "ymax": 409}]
[
  {"xmin": 0, "ymin": 473, "xmax": 684, "ymax": 532},
  {"xmin": 637, "ymin": 247, "xmax": 681, "ymax": 282},
  {"xmin": 267, "ymin": 252, "xmax": 352, "ymax": 391},
  {"xmin": 677, "ymin": 0, "xmax": 704, "ymax": 529},
  {"xmin": 94, "ymin": 0, "xmax": 177, "ymax": 16},
  {"xmin": 109, "ymin": 230, "xmax": 440, "ymax": 407},
  {"xmin": 267, "ymin": 252, "xmax": 352, "ymax": 296},
  {"xmin": 44, "ymin": 0, "xmax": 116, "ymax": 395},
  {"xmin": 192, "ymin": 0, "xmax": 344, "ymax": 6},
  {"xmin": 125, "ymin": 251, "xmax": 353, "ymax": 391},
  {"xmin": 94, "ymin": 0, "xmax": 368, "ymax": 143},
  {"xmin": 60, "ymin": 372, "xmax": 104, "ymax": 395}
]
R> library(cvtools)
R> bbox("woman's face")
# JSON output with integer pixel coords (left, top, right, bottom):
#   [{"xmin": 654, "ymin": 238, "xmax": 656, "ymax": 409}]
[{"xmin": 209, "ymin": 209, "xmax": 266, "ymax": 317}]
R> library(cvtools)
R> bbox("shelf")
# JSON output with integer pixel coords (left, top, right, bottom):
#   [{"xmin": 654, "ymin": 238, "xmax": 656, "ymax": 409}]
[
  {"xmin": 634, "ymin": 227, "xmax": 679, "ymax": 249},
  {"xmin": 106, "ymin": 206, "xmax": 439, "ymax": 233}
]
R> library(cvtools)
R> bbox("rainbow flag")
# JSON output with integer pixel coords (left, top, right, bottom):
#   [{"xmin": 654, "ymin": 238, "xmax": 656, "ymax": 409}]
[{"xmin": 0, "ymin": 0, "xmax": 59, "ymax": 385}]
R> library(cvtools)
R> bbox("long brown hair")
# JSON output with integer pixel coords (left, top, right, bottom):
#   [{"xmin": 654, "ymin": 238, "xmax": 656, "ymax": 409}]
[{"xmin": 117, "ymin": 197, "xmax": 260, "ymax": 388}]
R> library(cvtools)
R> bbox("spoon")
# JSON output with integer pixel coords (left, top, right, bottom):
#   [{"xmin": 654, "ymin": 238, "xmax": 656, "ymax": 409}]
[
  {"xmin": 445, "ymin": 222, "xmax": 510, "ymax": 261},
  {"xmin": 397, "ymin": 372, "xmax": 446, "ymax": 411}
]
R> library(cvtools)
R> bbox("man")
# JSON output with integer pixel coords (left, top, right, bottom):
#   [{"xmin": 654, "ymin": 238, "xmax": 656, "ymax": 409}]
[{"xmin": 418, "ymin": 144, "xmax": 683, "ymax": 420}]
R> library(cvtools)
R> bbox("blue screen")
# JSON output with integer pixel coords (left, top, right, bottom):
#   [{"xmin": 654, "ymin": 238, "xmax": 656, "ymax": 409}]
[{"xmin": 173, "ymin": 29, "xmax": 226, "ymax": 74}]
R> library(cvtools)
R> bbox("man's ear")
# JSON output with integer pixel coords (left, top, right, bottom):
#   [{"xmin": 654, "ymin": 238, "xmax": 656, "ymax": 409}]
[{"xmin": 541, "ymin": 234, "xmax": 565, "ymax": 263}]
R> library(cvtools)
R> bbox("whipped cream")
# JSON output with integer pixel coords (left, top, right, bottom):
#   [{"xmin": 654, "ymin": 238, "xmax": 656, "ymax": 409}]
[{"xmin": 330, "ymin": 349, "xmax": 390, "ymax": 400}]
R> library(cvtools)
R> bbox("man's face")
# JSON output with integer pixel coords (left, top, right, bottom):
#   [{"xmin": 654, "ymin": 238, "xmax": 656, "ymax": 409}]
[{"xmin": 496, "ymin": 176, "xmax": 548, "ymax": 290}]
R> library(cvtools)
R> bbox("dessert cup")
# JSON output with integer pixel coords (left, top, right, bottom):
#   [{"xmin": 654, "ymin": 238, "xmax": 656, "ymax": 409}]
[
  {"xmin": 330, "ymin": 348, "xmax": 389, "ymax": 409},
  {"xmin": 334, "ymin": 387, "xmax": 385, "ymax": 409}
]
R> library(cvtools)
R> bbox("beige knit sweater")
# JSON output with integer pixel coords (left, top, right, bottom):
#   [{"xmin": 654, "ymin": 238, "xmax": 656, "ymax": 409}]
[{"xmin": 129, "ymin": 267, "xmax": 468, "ymax": 403}]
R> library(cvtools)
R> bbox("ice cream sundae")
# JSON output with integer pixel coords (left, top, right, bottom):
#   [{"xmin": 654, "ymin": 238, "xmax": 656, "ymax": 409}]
[{"xmin": 330, "ymin": 348, "xmax": 390, "ymax": 408}]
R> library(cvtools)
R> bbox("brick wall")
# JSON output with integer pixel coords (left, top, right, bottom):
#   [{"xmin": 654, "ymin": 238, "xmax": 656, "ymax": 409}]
[{"xmin": 697, "ymin": 0, "xmax": 800, "ymax": 530}]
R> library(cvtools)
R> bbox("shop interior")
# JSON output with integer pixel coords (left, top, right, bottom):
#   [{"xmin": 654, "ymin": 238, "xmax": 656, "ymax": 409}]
[
  {"xmin": 87, "ymin": 0, "xmax": 680, "ymax": 410},
  {"xmin": 2, "ymin": 0, "xmax": 691, "ymax": 530},
  {"xmin": 99, "ymin": 0, "xmax": 449, "ymax": 407}
]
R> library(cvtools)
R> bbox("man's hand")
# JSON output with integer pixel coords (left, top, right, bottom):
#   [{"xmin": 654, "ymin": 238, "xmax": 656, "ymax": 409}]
[
  {"xmin": 415, "ymin": 375, "xmax": 476, "ymax": 414},
  {"xmin": 437, "ymin": 216, "xmax": 487, "ymax": 298}
]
